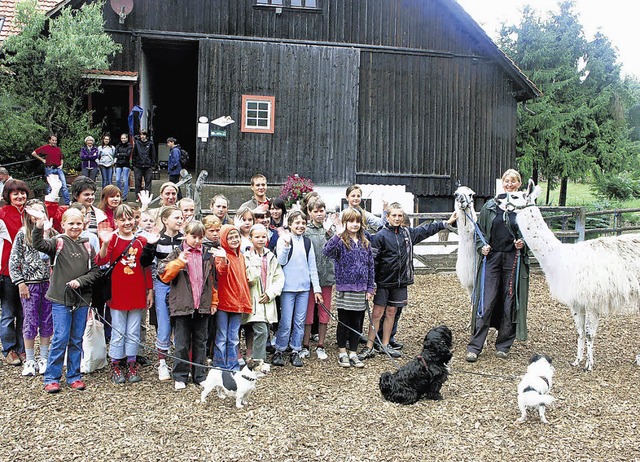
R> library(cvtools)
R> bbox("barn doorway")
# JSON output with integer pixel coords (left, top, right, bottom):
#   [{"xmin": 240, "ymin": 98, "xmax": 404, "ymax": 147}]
[{"xmin": 141, "ymin": 39, "xmax": 198, "ymax": 171}]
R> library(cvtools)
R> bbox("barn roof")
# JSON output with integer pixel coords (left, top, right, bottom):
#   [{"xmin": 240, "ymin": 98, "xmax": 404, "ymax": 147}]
[{"xmin": 0, "ymin": 0, "xmax": 61, "ymax": 44}]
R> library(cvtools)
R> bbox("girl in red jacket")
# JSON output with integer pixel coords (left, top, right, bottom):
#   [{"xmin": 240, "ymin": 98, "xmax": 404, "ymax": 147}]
[
  {"xmin": 214, "ymin": 225, "xmax": 251, "ymax": 370},
  {"xmin": 97, "ymin": 204, "xmax": 158, "ymax": 384}
]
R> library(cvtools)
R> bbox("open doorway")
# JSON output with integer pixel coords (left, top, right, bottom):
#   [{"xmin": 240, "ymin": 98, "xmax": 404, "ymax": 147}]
[{"xmin": 141, "ymin": 39, "xmax": 198, "ymax": 171}]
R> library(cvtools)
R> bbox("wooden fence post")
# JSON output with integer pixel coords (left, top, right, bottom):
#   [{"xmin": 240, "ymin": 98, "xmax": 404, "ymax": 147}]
[{"xmin": 575, "ymin": 207, "xmax": 586, "ymax": 241}]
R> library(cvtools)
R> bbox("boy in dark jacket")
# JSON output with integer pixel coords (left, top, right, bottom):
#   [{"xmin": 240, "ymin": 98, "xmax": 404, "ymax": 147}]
[
  {"xmin": 358, "ymin": 202, "xmax": 456, "ymax": 360},
  {"xmin": 132, "ymin": 130, "xmax": 156, "ymax": 194}
]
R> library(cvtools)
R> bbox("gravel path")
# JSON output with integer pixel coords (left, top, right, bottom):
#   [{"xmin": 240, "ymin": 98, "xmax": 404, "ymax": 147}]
[{"xmin": 1, "ymin": 273, "xmax": 639, "ymax": 461}]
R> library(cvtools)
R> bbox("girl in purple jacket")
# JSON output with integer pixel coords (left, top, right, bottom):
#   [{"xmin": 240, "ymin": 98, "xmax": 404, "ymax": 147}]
[{"xmin": 323, "ymin": 208, "xmax": 375, "ymax": 368}]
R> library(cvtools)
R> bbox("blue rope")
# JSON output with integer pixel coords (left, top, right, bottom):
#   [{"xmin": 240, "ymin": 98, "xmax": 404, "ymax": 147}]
[{"xmin": 464, "ymin": 210, "xmax": 488, "ymax": 318}]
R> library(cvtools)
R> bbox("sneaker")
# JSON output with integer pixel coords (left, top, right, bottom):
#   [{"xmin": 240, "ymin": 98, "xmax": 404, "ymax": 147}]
[
  {"xmin": 465, "ymin": 352, "xmax": 478, "ymax": 363},
  {"xmin": 110, "ymin": 363, "xmax": 126, "ymax": 384},
  {"xmin": 290, "ymin": 352, "xmax": 304, "ymax": 367},
  {"xmin": 21, "ymin": 360, "xmax": 38, "ymax": 377},
  {"xmin": 315, "ymin": 347, "xmax": 328, "ymax": 360},
  {"xmin": 495, "ymin": 350, "xmax": 508, "ymax": 359},
  {"xmin": 44, "ymin": 382, "xmax": 61, "ymax": 394},
  {"xmin": 349, "ymin": 355, "xmax": 365, "ymax": 368},
  {"xmin": 266, "ymin": 344, "xmax": 276, "ymax": 354},
  {"xmin": 380, "ymin": 345, "xmax": 401, "ymax": 359},
  {"xmin": 69, "ymin": 380, "xmax": 86, "ymax": 391},
  {"xmin": 338, "ymin": 354, "xmax": 351, "ymax": 368},
  {"xmin": 357, "ymin": 347, "xmax": 376, "ymax": 361},
  {"xmin": 174, "ymin": 381, "xmax": 186, "ymax": 390},
  {"xmin": 126, "ymin": 362, "xmax": 142, "ymax": 383},
  {"xmin": 271, "ymin": 351, "xmax": 285, "ymax": 367},
  {"xmin": 299, "ymin": 348, "xmax": 310, "ymax": 359},
  {"xmin": 158, "ymin": 362, "xmax": 171, "ymax": 381},
  {"xmin": 389, "ymin": 340, "xmax": 404, "ymax": 350},
  {"xmin": 37, "ymin": 357, "xmax": 47, "ymax": 375},
  {"xmin": 5, "ymin": 350, "xmax": 21, "ymax": 366}
]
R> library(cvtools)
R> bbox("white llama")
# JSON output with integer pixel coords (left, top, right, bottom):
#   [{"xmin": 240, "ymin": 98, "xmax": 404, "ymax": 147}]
[
  {"xmin": 506, "ymin": 180, "xmax": 640, "ymax": 371},
  {"xmin": 454, "ymin": 186, "xmax": 478, "ymax": 301}
]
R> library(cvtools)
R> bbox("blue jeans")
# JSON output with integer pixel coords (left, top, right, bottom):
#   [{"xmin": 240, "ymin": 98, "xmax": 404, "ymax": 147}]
[
  {"xmin": 0, "ymin": 276, "xmax": 25, "ymax": 355},
  {"xmin": 45, "ymin": 167, "xmax": 70, "ymax": 205},
  {"xmin": 114, "ymin": 167, "xmax": 130, "ymax": 198},
  {"xmin": 154, "ymin": 279, "xmax": 171, "ymax": 351},
  {"xmin": 109, "ymin": 308, "xmax": 143, "ymax": 360},
  {"xmin": 214, "ymin": 311, "xmax": 242, "ymax": 371},
  {"xmin": 99, "ymin": 166, "xmax": 113, "ymax": 188},
  {"xmin": 45, "ymin": 304, "xmax": 88, "ymax": 385},
  {"xmin": 275, "ymin": 291, "xmax": 309, "ymax": 353}
]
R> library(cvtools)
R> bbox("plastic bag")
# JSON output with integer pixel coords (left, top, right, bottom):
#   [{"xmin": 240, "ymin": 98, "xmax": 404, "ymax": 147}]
[{"xmin": 81, "ymin": 309, "xmax": 108, "ymax": 374}]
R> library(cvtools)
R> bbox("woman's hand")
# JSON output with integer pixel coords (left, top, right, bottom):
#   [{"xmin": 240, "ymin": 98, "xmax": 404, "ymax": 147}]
[
  {"xmin": 514, "ymin": 239, "xmax": 525, "ymax": 250},
  {"xmin": 258, "ymin": 293, "xmax": 270, "ymax": 304},
  {"xmin": 146, "ymin": 289, "xmax": 154, "ymax": 309},
  {"xmin": 446, "ymin": 211, "xmax": 458, "ymax": 225},
  {"xmin": 18, "ymin": 283, "xmax": 30, "ymax": 299},
  {"xmin": 137, "ymin": 191, "xmax": 153, "ymax": 211},
  {"xmin": 481, "ymin": 245, "xmax": 491, "ymax": 256},
  {"xmin": 67, "ymin": 279, "xmax": 80, "ymax": 289},
  {"xmin": 366, "ymin": 292, "xmax": 374, "ymax": 302},
  {"xmin": 314, "ymin": 292, "xmax": 324, "ymax": 304}
]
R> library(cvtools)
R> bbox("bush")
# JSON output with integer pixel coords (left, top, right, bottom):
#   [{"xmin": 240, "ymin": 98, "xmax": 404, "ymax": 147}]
[{"xmin": 592, "ymin": 172, "xmax": 640, "ymax": 201}]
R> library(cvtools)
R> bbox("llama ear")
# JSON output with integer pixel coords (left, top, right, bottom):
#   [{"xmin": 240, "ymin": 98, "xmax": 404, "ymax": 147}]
[{"xmin": 525, "ymin": 179, "xmax": 540, "ymax": 204}]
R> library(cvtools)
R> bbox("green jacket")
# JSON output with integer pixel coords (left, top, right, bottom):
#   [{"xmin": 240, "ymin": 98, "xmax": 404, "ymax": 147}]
[{"xmin": 471, "ymin": 199, "xmax": 530, "ymax": 341}]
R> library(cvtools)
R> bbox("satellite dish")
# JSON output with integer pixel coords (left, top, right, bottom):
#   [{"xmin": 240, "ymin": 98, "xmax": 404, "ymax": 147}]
[{"xmin": 110, "ymin": 0, "xmax": 134, "ymax": 24}]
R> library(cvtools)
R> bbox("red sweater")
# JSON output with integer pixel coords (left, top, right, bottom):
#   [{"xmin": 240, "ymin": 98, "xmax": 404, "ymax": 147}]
[
  {"xmin": 0, "ymin": 205, "xmax": 24, "ymax": 276},
  {"xmin": 96, "ymin": 235, "xmax": 150, "ymax": 310}
]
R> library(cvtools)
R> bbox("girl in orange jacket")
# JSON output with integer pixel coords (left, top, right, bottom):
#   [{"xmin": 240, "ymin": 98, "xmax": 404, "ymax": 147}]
[{"xmin": 213, "ymin": 225, "xmax": 251, "ymax": 370}]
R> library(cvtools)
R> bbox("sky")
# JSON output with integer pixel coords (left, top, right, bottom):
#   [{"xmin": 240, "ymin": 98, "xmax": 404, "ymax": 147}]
[{"xmin": 456, "ymin": 0, "xmax": 639, "ymax": 78}]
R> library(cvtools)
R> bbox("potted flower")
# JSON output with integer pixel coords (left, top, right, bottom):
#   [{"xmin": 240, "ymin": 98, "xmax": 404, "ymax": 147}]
[{"xmin": 279, "ymin": 174, "xmax": 315, "ymax": 208}]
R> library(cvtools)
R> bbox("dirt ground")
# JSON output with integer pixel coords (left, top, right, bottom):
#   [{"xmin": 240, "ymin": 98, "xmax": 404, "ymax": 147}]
[{"xmin": 1, "ymin": 272, "xmax": 639, "ymax": 461}]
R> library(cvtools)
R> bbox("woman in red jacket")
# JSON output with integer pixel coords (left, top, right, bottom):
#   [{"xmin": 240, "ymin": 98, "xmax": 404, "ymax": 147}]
[{"xmin": 0, "ymin": 179, "xmax": 30, "ymax": 365}]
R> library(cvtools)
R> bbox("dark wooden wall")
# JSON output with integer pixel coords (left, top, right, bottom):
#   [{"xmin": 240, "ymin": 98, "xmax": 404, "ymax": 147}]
[
  {"xmin": 357, "ymin": 51, "xmax": 517, "ymax": 196},
  {"xmin": 197, "ymin": 39, "xmax": 359, "ymax": 185},
  {"xmin": 95, "ymin": 0, "xmax": 532, "ymax": 198}
]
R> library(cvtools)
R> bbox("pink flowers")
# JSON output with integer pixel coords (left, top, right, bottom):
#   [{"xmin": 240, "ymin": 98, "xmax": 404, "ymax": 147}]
[{"xmin": 279, "ymin": 174, "xmax": 315, "ymax": 207}]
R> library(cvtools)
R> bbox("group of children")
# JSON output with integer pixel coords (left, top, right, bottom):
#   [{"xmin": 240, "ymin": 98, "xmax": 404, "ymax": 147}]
[{"xmin": 9, "ymin": 176, "xmax": 457, "ymax": 394}]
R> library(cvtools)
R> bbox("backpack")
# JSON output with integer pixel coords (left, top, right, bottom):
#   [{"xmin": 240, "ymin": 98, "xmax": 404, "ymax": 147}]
[
  {"xmin": 179, "ymin": 148, "xmax": 189, "ymax": 167},
  {"xmin": 280, "ymin": 236, "xmax": 311, "ymax": 266},
  {"xmin": 54, "ymin": 237, "xmax": 93, "ymax": 270}
]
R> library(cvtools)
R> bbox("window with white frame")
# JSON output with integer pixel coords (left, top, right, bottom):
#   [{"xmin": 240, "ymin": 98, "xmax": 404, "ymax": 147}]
[{"xmin": 241, "ymin": 95, "xmax": 275, "ymax": 134}]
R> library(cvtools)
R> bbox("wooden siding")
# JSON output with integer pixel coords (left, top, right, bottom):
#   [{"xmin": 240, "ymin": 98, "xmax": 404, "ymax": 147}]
[
  {"xmin": 357, "ymin": 51, "xmax": 516, "ymax": 197},
  {"xmin": 196, "ymin": 39, "xmax": 359, "ymax": 185},
  {"xmin": 106, "ymin": 0, "xmax": 488, "ymax": 59}
]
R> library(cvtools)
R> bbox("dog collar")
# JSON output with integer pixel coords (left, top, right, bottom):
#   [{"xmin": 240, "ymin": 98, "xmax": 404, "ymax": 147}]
[
  {"xmin": 416, "ymin": 356, "xmax": 428, "ymax": 369},
  {"xmin": 241, "ymin": 374, "xmax": 256, "ymax": 382}
]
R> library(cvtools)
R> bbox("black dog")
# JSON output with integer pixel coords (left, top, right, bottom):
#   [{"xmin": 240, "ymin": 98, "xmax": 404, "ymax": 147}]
[{"xmin": 379, "ymin": 325, "xmax": 452, "ymax": 404}]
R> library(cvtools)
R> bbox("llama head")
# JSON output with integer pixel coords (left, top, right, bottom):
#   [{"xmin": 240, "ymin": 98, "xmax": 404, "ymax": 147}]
[
  {"xmin": 454, "ymin": 186, "xmax": 476, "ymax": 213},
  {"xmin": 496, "ymin": 179, "xmax": 542, "ymax": 212}
]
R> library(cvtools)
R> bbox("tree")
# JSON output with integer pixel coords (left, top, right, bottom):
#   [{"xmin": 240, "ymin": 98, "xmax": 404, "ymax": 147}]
[
  {"xmin": 499, "ymin": 1, "xmax": 637, "ymax": 204},
  {"xmin": 0, "ymin": 0, "xmax": 121, "ymax": 169}
]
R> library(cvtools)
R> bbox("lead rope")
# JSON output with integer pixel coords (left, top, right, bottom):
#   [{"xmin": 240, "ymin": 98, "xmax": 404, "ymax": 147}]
[{"xmin": 465, "ymin": 210, "xmax": 489, "ymax": 318}]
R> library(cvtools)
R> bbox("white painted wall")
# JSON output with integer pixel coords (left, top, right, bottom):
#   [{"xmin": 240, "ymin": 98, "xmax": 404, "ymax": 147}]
[{"xmin": 313, "ymin": 184, "xmax": 415, "ymax": 214}]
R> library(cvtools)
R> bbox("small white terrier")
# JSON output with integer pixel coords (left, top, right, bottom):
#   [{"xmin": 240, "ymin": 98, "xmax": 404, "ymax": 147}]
[
  {"xmin": 200, "ymin": 365, "xmax": 258, "ymax": 408},
  {"xmin": 516, "ymin": 354, "xmax": 555, "ymax": 424}
]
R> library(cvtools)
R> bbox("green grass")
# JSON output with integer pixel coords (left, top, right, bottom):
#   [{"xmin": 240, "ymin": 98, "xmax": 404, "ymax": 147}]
[{"xmin": 538, "ymin": 180, "xmax": 640, "ymax": 209}]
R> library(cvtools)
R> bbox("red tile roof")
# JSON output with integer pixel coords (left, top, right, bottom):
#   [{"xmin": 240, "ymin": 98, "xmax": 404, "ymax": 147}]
[{"xmin": 0, "ymin": 1, "xmax": 61, "ymax": 44}]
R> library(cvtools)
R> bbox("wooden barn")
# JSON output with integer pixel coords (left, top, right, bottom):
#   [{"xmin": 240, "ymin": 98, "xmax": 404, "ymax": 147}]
[{"xmin": 49, "ymin": 0, "xmax": 540, "ymax": 209}]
